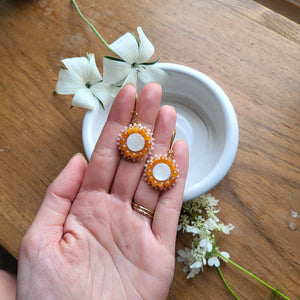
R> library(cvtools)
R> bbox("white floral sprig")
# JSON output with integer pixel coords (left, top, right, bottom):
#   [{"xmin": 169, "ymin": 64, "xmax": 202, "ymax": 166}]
[
  {"xmin": 177, "ymin": 194, "xmax": 234, "ymax": 279},
  {"xmin": 55, "ymin": 0, "xmax": 168, "ymax": 110},
  {"xmin": 178, "ymin": 194, "xmax": 290, "ymax": 300}
]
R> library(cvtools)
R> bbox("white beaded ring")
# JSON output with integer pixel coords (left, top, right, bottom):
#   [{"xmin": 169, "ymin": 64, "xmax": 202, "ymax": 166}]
[{"xmin": 117, "ymin": 123, "xmax": 154, "ymax": 161}]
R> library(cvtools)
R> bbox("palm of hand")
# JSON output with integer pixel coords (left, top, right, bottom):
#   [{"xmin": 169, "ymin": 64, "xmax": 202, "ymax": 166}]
[
  {"xmin": 17, "ymin": 84, "xmax": 188, "ymax": 300},
  {"xmin": 63, "ymin": 193, "xmax": 175, "ymax": 299}
]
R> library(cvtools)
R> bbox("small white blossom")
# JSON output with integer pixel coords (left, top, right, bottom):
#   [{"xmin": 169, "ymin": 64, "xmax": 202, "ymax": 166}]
[
  {"xmin": 221, "ymin": 224, "xmax": 235, "ymax": 234},
  {"xmin": 206, "ymin": 195, "xmax": 219, "ymax": 207},
  {"xmin": 187, "ymin": 267, "xmax": 201, "ymax": 279},
  {"xmin": 199, "ymin": 238, "xmax": 213, "ymax": 253},
  {"xmin": 190, "ymin": 261, "xmax": 203, "ymax": 269},
  {"xmin": 204, "ymin": 218, "xmax": 218, "ymax": 231},
  {"xmin": 219, "ymin": 251, "xmax": 230, "ymax": 261},
  {"xmin": 208, "ymin": 256, "xmax": 220, "ymax": 267},
  {"xmin": 291, "ymin": 210, "xmax": 298, "ymax": 218},
  {"xmin": 177, "ymin": 249, "xmax": 187, "ymax": 261},
  {"xmin": 186, "ymin": 225, "xmax": 201, "ymax": 234},
  {"xmin": 177, "ymin": 248, "xmax": 204, "ymax": 279}
]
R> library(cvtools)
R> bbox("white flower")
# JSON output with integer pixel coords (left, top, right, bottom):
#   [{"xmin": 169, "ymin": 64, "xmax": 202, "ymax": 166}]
[
  {"xmin": 177, "ymin": 249, "xmax": 204, "ymax": 279},
  {"xmin": 56, "ymin": 53, "xmax": 119, "ymax": 110},
  {"xmin": 219, "ymin": 251, "xmax": 230, "ymax": 261},
  {"xmin": 208, "ymin": 256, "xmax": 220, "ymax": 267},
  {"xmin": 206, "ymin": 194, "xmax": 219, "ymax": 207},
  {"xmin": 291, "ymin": 210, "xmax": 298, "ymax": 218},
  {"xmin": 103, "ymin": 27, "xmax": 169, "ymax": 87},
  {"xmin": 204, "ymin": 218, "xmax": 218, "ymax": 231},
  {"xmin": 219, "ymin": 224, "xmax": 234, "ymax": 234},
  {"xmin": 186, "ymin": 225, "xmax": 201, "ymax": 235},
  {"xmin": 182, "ymin": 265, "xmax": 201, "ymax": 279},
  {"xmin": 190, "ymin": 261, "xmax": 203, "ymax": 269},
  {"xmin": 199, "ymin": 238, "xmax": 213, "ymax": 253},
  {"xmin": 177, "ymin": 249, "xmax": 188, "ymax": 262},
  {"xmin": 187, "ymin": 267, "xmax": 201, "ymax": 279}
]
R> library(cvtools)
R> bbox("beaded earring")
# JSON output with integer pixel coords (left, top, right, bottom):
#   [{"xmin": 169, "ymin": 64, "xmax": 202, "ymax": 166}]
[
  {"xmin": 144, "ymin": 130, "xmax": 179, "ymax": 190},
  {"xmin": 117, "ymin": 98, "xmax": 154, "ymax": 161}
]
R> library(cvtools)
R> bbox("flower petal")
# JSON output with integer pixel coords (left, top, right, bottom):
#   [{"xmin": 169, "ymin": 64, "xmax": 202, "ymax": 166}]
[
  {"xmin": 136, "ymin": 26, "xmax": 154, "ymax": 63},
  {"xmin": 109, "ymin": 32, "xmax": 139, "ymax": 64},
  {"xmin": 220, "ymin": 251, "xmax": 230, "ymax": 260},
  {"xmin": 136, "ymin": 65, "xmax": 169, "ymax": 85},
  {"xmin": 56, "ymin": 69, "xmax": 84, "ymax": 94},
  {"xmin": 177, "ymin": 256, "xmax": 185, "ymax": 263},
  {"xmin": 190, "ymin": 261, "xmax": 202, "ymax": 269},
  {"xmin": 103, "ymin": 57, "xmax": 131, "ymax": 84},
  {"xmin": 121, "ymin": 69, "xmax": 138, "ymax": 87},
  {"xmin": 207, "ymin": 242, "xmax": 213, "ymax": 252},
  {"xmin": 62, "ymin": 57, "xmax": 94, "ymax": 84},
  {"xmin": 177, "ymin": 249, "xmax": 187, "ymax": 258},
  {"xmin": 208, "ymin": 257, "xmax": 220, "ymax": 267},
  {"xmin": 72, "ymin": 87, "xmax": 96, "ymax": 110},
  {"xmin": 90, "ymin": 82, "xmax": 120, "ymax": 107},
  {"xmin": 186, "ymin": 225, "xmax": 200, "ymax": 234},
  {"xmin": 87, "ymin": 53, "xmax": 103, "ymax": 84}
]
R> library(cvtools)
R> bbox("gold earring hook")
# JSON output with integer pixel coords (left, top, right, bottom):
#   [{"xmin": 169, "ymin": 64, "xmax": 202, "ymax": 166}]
[
  {"xmin": 168, "ymin": 129, "xmax": 176, "ymax": 158},
  {"xmin": 131, "ymin": 93, "xmax": 139, "ymax": 124}
]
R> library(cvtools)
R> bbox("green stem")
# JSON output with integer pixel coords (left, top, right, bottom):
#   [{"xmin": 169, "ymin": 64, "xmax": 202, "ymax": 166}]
[
  {"xmin": 217, "ymin": 267, "xmax": 239, "ymax": 300},
  {"xmin": 71, "ymin": 0, "xmax": 118, "ymax": 56},
  {"xmin": 218, "ymin": 253, "xmax": 290, "ymax": 300}
]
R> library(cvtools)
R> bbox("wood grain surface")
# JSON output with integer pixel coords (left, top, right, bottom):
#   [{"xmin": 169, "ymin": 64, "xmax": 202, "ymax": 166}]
[{"xmin": 0, "ymin": 0, "xmax": 299, "ymax": 299}]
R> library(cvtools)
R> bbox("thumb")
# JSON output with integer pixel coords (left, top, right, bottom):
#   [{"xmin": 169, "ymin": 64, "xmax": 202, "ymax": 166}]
[{"xmin": 29, "ymin": 153, "xmax": 87, "ymax": 238}]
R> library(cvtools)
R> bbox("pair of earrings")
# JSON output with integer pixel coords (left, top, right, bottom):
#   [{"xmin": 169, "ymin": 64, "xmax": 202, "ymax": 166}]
[{"xmin": 117, "ymin": 101, "xmax": 179, "ymax": 191}]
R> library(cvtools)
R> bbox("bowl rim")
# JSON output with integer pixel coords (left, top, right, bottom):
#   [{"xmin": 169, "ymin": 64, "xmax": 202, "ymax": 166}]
[{"xmin": 82, "ymin": 62, "xmax": 239, "ymax": 201}]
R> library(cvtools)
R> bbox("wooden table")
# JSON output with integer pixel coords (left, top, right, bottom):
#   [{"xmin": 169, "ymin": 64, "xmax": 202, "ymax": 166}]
[{"xmin": 1, "ymin": 0, "xmax": 299, "ymax": 299}]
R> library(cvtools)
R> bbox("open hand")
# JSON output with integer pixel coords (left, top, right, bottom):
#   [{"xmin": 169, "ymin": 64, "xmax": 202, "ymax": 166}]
[{"xmin": 17, "ymin": 83, "xmax": 189, "ymax": 300}]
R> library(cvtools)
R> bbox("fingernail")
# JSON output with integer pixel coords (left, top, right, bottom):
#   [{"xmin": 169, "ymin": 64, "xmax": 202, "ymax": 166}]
[
  {"xmin": 151, "ymin": 81, "xmax": 162, "ymax": 86},
  {"xmin": 125, "ymin": 82, "xmax": 137, "ymax": 88},
  {"xmin": 74, "ymin": 152, "xmax": 85, "ymax": 158}
]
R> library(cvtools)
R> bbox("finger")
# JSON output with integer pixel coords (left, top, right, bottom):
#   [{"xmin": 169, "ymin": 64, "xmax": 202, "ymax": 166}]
[
  {"xmin": 0, "ymin": 270, "xmax": 16, "ymax": 300},
  {"xmin": 81, "ymin": 84, "xmax": 136, "ymax": 193},
  {"xmin": 152, "ymin": 140, "xmax": 189, "ymax": 251},
  {"xmin": 110, "ymin": 83, "xmax": 162, "ymax": 201},
  {"xmin": 29, "ymin": 153, "xmax": 87, "ymax": 236},
  {"xmin": 133, "ymin": 105, "xmax": 177, "ymax": 220}
]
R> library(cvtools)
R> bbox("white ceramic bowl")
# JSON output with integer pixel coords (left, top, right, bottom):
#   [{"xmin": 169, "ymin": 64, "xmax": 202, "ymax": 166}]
[{"xmin": 82, "ymin": 63, "xmax": 239, "ymax": 201}]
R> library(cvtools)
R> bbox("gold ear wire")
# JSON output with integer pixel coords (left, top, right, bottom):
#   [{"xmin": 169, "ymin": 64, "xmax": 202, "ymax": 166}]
[
  {"xmin": 131, "ymin": 94, "xmax": 139, "ymax": 124},
  {"xmin": 168, "ymin": 129, "xmax": 176, "ymax": 158}
]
